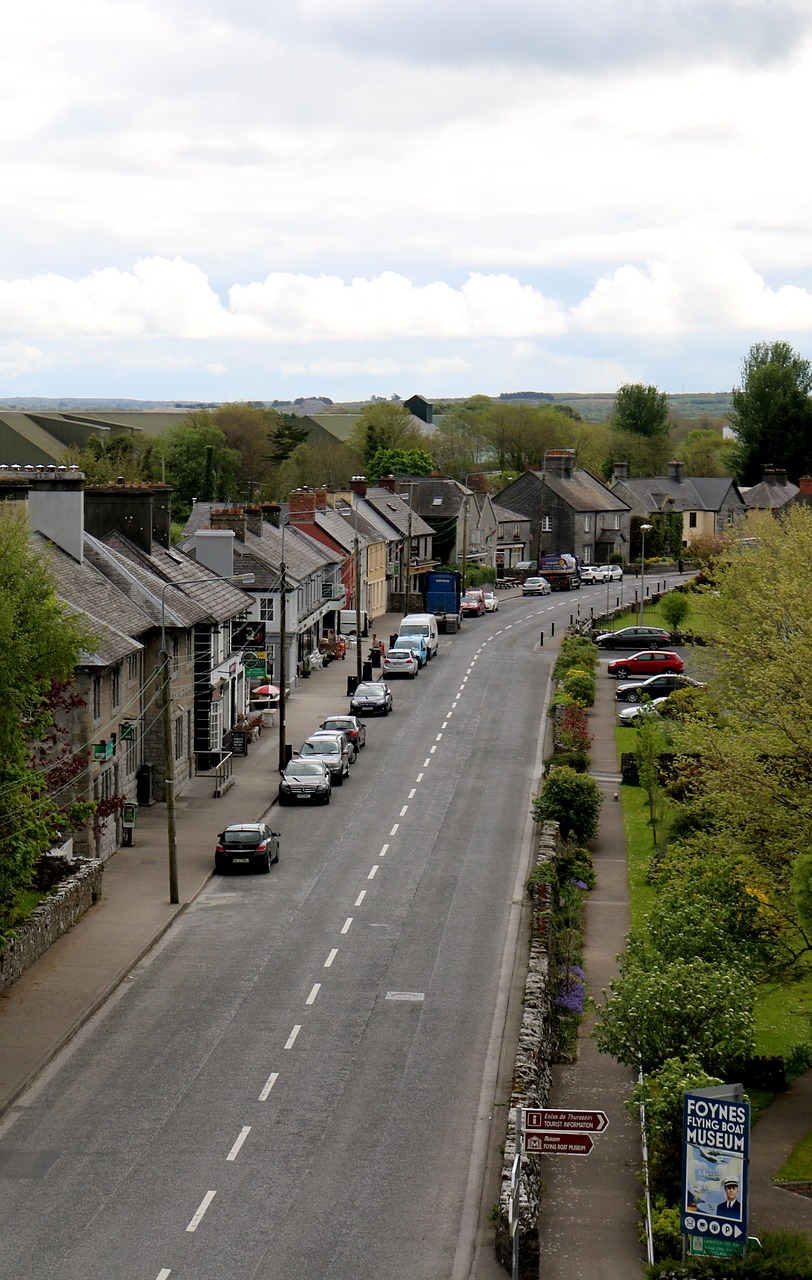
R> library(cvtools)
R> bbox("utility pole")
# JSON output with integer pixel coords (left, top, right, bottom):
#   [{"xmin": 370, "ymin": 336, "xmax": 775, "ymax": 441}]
[
  {"xmin": 277, "ymin": 555, "xmax": 288, "ymax": 773},
  {"xmin": 404, "ymin": 501, "xmax": 413, "ymax": 616},
  {"xmin": 461, "ymin": 494, "xmax": 469, "ymax": 590},
  {"xmin": 159, "ymin": 648, "xmax": 179, "ymax": 905},
  {"xmin": 354, "ymin": 524, "xmax": 363, "ymax": 683}
]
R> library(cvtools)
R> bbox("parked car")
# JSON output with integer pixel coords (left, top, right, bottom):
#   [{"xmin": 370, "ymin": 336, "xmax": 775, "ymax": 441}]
[
  {"xmin": 594, "ymin": 625, "xmax": 673, "ymax": 650},
  {"xmin": 391, "ymin": 634, "xmax": 429, "ymax": 666},
  {"xmin": 278, "ymin": 758, "xmax": 331, "ymax": 805},
  {"xmin": 350, "ymin": 681, "xmax": 394, "ymax": 716},
  {"xmin": 298, "ymin": 733, "xmax": 351, "ymax": 784},
  {"xmin": 607, "ymin": 651, "xmax": 684, "ymax": 679},
  {"xmin": 482, "ymin": 591, "xmax": 499, "ymax": 613},
  {"xmin": 215, "ymin": 823, "xmax": 280, "ymax": 873},
  {"xmin": 618, "ymin": 697, "xmax": 670, "ymax": 725},
  {"xmin": 319, "ymin": 714, "xmax": 367, "ymax": 750},
  {"xmin": 598, "ymin": 563, "xmax": 623, "ymax": 581},
  {"xmin": 382, "ymin": 647, "xmax": 419, "ymax": 678},
  {"xmin": 522, "ymin": 576, "xmax": 552, "ymax": 596},
  {"xmin": 615, "ymin": 673, "xmax": 705, "ymax": 703},
  {"xmin": 308, "ymin": 727, "xmax": 358, "ymax": 764},
  {"xmin": 461, "ymin": 589, "xmax": 486, "ymax": 616},
  {"xmin": 579, "ymin": 565, "xmax": 600, "ymax": 583}
]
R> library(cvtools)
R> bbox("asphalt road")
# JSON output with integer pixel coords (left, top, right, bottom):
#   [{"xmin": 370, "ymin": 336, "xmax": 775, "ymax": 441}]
[{"xmin": 0, "ymin": 580, "xmax": 661, "ymax": 1280}]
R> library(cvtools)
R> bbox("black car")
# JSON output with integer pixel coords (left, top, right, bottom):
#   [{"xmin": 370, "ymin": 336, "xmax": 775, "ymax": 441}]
[
  {"xmin": 319, "ymin": 714, "xmax": 367, "ymax": 749},
  {"xmin": 215, "ymin": 823, "xmax": 280, "ymax": 874},
  {"xmin": 594, "ymin": 625, "xmax": 673, "ymax": 650},
  {"xmin": 350, "ymin": 681, "xmax": 394, "ymax": 716},
  {"xmin": 278, "ymin": 758, "xmax": 332, "ymax": 805},
  {"xmin": 615, "ymin": 674, "xmax": 705, "ymax": 703}
]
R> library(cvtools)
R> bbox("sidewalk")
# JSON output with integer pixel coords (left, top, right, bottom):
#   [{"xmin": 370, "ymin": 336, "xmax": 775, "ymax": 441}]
[{"xmin": 0, "ymin": 616, "xmax": 400, "ymax": 1120}]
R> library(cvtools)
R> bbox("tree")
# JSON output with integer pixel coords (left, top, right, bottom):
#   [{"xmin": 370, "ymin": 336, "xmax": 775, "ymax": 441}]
[
  {"xmin": 351, "ymin": 402, "xmax": 429, "ymax": 464},
  {"xmin": 0, "ymin": 509, "xmax": 92, "ymax": 916},
  {"xmin": 532, "ymin": 766, "xmax": 602, "ymax": 842},
  {"xmin": 676, "ymin": 427, "xmax": 734, "ymax": 477},
  {"xmin": 366, "ymin": 447, "xmax": 434, "ymax": 485},
  {"xmin": 612, "ymin": 383, "xmax": 670, "ymax": 438},
  {"xmin": 730, "ymin": 340, "xmax": 812, "ymax": 484},
  {"xmin": 266, "ymin": 413, "xmax": 309, "ymax": 466},
  {"xmin": 148, "ymin": 417, "xmax": 241, "ymax": 515}
]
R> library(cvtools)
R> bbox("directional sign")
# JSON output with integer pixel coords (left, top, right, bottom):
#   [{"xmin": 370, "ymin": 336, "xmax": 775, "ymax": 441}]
[
  {"xmin": 524, "ymin": 1108, "xmax": 609, "ymax": 1133},
  {"xmin": 524, "ymin": 1132, "xmax": 594, "ymax": 1156}
]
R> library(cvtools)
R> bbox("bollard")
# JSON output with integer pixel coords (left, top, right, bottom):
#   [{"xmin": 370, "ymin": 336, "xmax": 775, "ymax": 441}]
[
  {"xmin": 540, "ymin": 631, "xmax": 544, "ymax": 646},
  {"xmin": 570, "ymin": 615, "xmax": 573, "ymax": 625},
  {"xmin": 551, "ymin": 621, "xmax": 555, "ymax": 636}
]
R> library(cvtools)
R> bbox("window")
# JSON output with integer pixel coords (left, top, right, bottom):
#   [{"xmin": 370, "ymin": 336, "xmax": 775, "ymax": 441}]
[
  {"xmin": 126, "ymin": 734, "xmax": 137, "ymax": 775},
  {"xmin": 260, "ymin": 596, "xmax": 275, "ymax": 623},
  {"xmin": 127, "ymin": 652, "xmax": 140, "ymax": 682},
  {"xmin": 614, "ymin": 513, "xmax": 620, "ymax": 530},
  {"xmin": 584, "ymin": 514, "xmax": 592, "ymax": 533},
  {"xmin": 172, "ymin": 636, "xmax": 180, "ymax": 673},
  {"xmin": 689, "ymin": 512, "xmax": 697, "ymax": 528},
  {"xmin": 174, "ymin": 714, "xmax": 183, "ymax": 761},
  {"xmin": 541, "ymin": 515, "xmax": 552, "ymax": 532},
  {"xmin": 111, "ymin": 665, "xmax": 121, "ymax": 709},
  {"xmin": 583, "ymin": 546, "xmax": 592, "ymax": 563},
  {"xmin": 92, "ymin": 676, "xmax": 102, "ymax": 721}
]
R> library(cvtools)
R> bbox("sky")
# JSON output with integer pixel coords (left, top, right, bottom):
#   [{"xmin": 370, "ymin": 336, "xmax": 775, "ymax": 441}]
[{"xmin": 2, "ymin": 0, "xmax": 812, "ymax": 403}]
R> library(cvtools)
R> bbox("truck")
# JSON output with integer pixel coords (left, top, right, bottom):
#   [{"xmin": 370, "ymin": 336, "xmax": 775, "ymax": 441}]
[
  {"xmin": 538, "ymin": 553, "xmax": 581, "ymax": 591},
  {"xmin": 422, "ymin": 570, "xmax": 463, "ymax": 633}
]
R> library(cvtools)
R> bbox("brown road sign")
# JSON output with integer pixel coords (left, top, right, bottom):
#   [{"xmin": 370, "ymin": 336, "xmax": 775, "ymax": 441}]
[
  {"xmin": 524, "ymin": 1108, "xmax": 609, "ymax": 1133},
  {"xmin": 524, "ymin": 1131, "xmax": 594, "ymax": 1156}
]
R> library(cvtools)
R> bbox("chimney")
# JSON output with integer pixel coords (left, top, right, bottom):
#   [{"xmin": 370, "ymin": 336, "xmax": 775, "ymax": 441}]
[
  {"xmin": 210, "ymin": 507, "xmax": 247, "ymax": 541},
  {"xmin": 194, "ymin": 528, "xmax": 235, "ymax": 577},
  {"xmin": 611, "ymin": 462, "xmax": 629, "ymax": 483},
  {"xmin": 0, "ymin": 466, "xmax": 31, "ymax": 504},
  {"xmin": 544, "ymin": 449, "xmax": 575, "ymax": 479},
  {"xmin": 762, "ymin": 467, "xmax": 789, "ymax": 485},
  {"xmin": 314, "ymin": 487, "xmax": 328, "ymax": 511},
  {"xmin": 84, "ymin": 481, "xmax": 174, "ymax": 554},
  {"xmin": 28, "ymin": 467, "xmax": 85, "ymax": 562},
  {"xmin": 349, "ymin": 475, "xmax": 368, "ymax": 499},
  {"xmin": 377, "ymin": 475, "xmax": 397, "ymax": 493},
  {"xmin": 245, "ymin": 505, "xmax": 264, "ymax": 537},
  {"xmin": 288, "ymin": 488, "xmax": 317, "ymax": 523},
  {"xmin": 262, "ymin": 502, "xmax": 282, "ymax": 528},
  {"xmin": 668, "ymin": 460, "xmax": 684, "ymax": 482},
  {"xmin": 798, "ymin": 476, "xmax": 812, "ymax": 494}
]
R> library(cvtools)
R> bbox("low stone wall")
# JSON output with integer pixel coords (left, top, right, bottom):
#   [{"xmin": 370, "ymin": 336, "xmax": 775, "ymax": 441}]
[
  {"xmin": 0, "ymin": 858, "xmax": 103, "ymax": 994},
  {"xmin": 493, "ymin": 821, "xmax": 560, "ymax": 1275}
]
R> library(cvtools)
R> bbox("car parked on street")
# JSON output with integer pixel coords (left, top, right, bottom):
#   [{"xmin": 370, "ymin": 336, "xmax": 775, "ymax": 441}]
[
  {"xmin": 298, "ymin": 733, "xmax": 351, "ymax": 784},
  {"xmin": 278, "ymin": 758, "xmax": 331, "ymax": 805},
  {"xmin": 607, "ymin": 651, "xmax": 684, "ymax": 679},
  {"xmin": 319, "ymin": 714, "xmax": 367, "ymax": 750},
  {"xmin": 382, "ymin": 647, "xmax": 419, "ymax": 678},
  {"xmin": 215, "ymin": 823, "xmax": 280, "ymax": 873},
  {"xmin": 597, "ymin": 563, "xmax": 623, "ymax": 581},
  {"xmin": 391, "ymin": 634, "xmax": 429, "ymax": 666},
  {"xmin": 350, "ymin": 681, "xmax": 394, "ymax": 716},
  {"xmin": 615, "ymin": 673, "xmax": 705, "ymax": 703},
  {"xmin": 482, "ymin": 590, "xmax": 499, "ymax": 612},
  {"xmin": 461, "ymin": 589, "xmax": 486, "ymax": 616},
  {"xmin": 522, "ymin": 576, "xmax": 552, "ymax": 596},
  {"xmin": 594, "ymin": 625, "xmax": 672, "ymax": 649},
  {"xmin": 579, "ymin": 565, "xmax": 600, "ymax": 583},
  {"xmin": 308, "ymin": 727, "xmax": 358, "ymax": 764}
]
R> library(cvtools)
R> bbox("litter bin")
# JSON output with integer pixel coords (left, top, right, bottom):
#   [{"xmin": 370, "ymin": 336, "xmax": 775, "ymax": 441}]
[
  {"xmin": 136, "ymin": 763, "xmax": 154, "ymax": 805},
  {"xmin": 390, "ymin": 634, "xmax": 398, "ymax": 649},
  {"xmin": 347, "ymin": 675, "xmax": 359, "ymax": 697},
  {"xmin": 362, "ymin": 661, "xmax": 373, "ymax": 681},
  {"xmin": 283, "ymin": 743, "xmax": 293, "ymax": 767}
]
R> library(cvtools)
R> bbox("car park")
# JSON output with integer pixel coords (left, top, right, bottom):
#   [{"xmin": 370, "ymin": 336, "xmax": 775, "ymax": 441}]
[
  {"xmin": 607, "ymin": 651, "xmax": 684, "ymax": 679},
  {"xmin": 482, "ymin": 591, "xmax": 499, "ymax": 612},
  {"xmin": 461, "ymin": 589, "xmax": 486, "ymax": 616},
  {"xmin": 319, "ymin": 714, "xmax": 367, "ymax": 750},
  {"xmin": 298, "ymin": 733, "xmax": 351, "ymax": 784},
  {"xmin": 615, "ymin": 673, "xmax": 705, "ymax": 703},
  {"xmin": 618, "ymin": 697, "xmax": 670, "ymax": 725},
  {"xmin": 215, "ymin": 823, "xmax": 280, "ymax": 873},
  {"xmin": 308, "ymin": 727, "xmax": 358, "ymax": 764},
  {"xmin": 382, "ymin": 647, "xmax": 419, "ymax": 678},
  {"xmin": 391, "ymin": 634, "xmax": 429, "ymax": 666},
  {"xmin": 278, "ymin": 758, "xmax": 331, "ymax": 805},
  {"xmin": 594, "ymin": 625, "xmax": 672, "ymax": 649},
  {"xmin": 350, "ymin": 680, "xmax": 394, "ymax": 716},
  {"xmin": 522, "ymin": 576, "xmax": 552, "ymax": 596}
]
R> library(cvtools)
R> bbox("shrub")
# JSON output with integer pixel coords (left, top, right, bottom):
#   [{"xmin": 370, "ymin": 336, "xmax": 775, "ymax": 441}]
[
  {"xmin": 545, "ymin": 749, "xmax": 590, "ymax": 773},
  {"xmin": 555, "ymin": 702, "xmax": 592, "ymax": 754},
  {"xmin": 553, "ymin": 638, "xmax": 598, "ymax": 679},
  {"xmin": 630, "ymin": 1056, "xmax": 722, "ymax": 1204},
  {"xmin": 660, "ymin": 591, "xmax": 690, "ymax": 632},
  {"xmin": 648, "ymin": 1199, "xmax": 682, "ymax": 1262},
  {"xmin": 561, "ymin": 667, "xmax": 595, "ymax": 707},
  {"xmin": 532, "ymin": 767, "xmax": 602, "ymax": 843}
]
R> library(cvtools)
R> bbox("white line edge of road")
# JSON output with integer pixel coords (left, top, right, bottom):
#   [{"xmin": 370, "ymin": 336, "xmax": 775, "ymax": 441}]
[{"xmin": 450, "ymin": 640, "xmax": 554, "ymax": 1280}]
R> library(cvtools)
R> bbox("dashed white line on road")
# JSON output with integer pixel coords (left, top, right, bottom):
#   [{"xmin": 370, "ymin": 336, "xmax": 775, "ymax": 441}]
[
  {"xmin": 408, "ymin": 786, "xmax": 417, "ymax": 797},
  {"xmin": 390, "ymin": 822, "xmax": 399, "ymax": 835},
  {"xmin": 285, "ymin": 1025, "xmax": 301, "ymax": 1050},
  {"xmin": 227, "ymin": 1127, "xmax": 251, "ymax": 1161},
  {"xmin": 380, "ymin": 842, "xmax": 390, "ymax": 856},
  {"xmin": 186, "ymin": 1191, "xmax": 216, "ymax": 1232},
  {"xmin": 324, "ymin": 949, "xmax": 338, "ymax": 968},
  {"xmin": 441, "ymin": 721, "xmax": 448, "ymax": 729},
  {"xmin": 156, "ymin": 1270, "xmax": 171, "ymax": 1279},
  {"xmin": 416, "ymin": 772, "xmax": 424, "ymax": 782},
  {"xmin": 423, "ymin": 757, "xmax": 431, "ymax": 767},
  {"xmin": 399, "ymin": 805, "xmax": 408, "ymax": 817},
  {"xmin": 430, "ymin": 745, "xmax": 437, "ymax": 754},
  {"xmin": 343, "ymin": 915, "xmax": 354, "ymax": 930},
  {"xmin": 435, "ymin": 733, "xmax": 442, "ymax": 741},
  {"xmin": 306, "ymin": 983, "xmax": 321, "ymax": 1005},
  {"xmin": 259, "ymin": 1072, "xmax": 278, "ymax": 1101},
  {"xmin": 368, "ymin": 865, "xmax": 378, "ymax": 879}
]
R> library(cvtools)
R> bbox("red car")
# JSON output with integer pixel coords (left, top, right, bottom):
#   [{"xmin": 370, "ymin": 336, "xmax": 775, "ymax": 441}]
[
  {"xmin": 607, "ymin": 650, "xmax": 684, "ymax": 679},
  {"xmin": 461, "ymin": 589, "xmax": 486, "ymax": 616}
]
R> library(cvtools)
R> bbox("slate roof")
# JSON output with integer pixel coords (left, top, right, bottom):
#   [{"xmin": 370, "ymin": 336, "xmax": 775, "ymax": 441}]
[
  {"xmin": 101, "ymin": 533, "xmax": 253, "ymax": 626},
  {"xmin": 180, "ymin": 503, "xmax": 339, "ymax": 591},
  {"xmin": 313, "ymin": 507, "xmax": 372, "ymax": 554},
  {"xmin": 740, "ymin": 476, "xmax": 798, "ymax": 510},
  {"xmin": 615, "ymin": 474, "xmax": 743, "ymax": 514},
  {"xmin": 543, "ymin": 468, "xmax": 629, "ymax": 513},
  {"xmin": 362, "ymin": 487, "xmax": 436, "ymax": 538},
  {"xmin": 492, "ymin": 501, "xmax": 528, "ymax": 524},
  {"xmin": 36, "ymin": 534, "xmax": 149, "ymax": 667}
]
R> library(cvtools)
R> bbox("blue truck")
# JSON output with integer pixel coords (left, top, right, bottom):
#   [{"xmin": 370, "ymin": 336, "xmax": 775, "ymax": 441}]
[{"xmin": 422, "ymin": 570, "xmax": 463, "ymax": 633}]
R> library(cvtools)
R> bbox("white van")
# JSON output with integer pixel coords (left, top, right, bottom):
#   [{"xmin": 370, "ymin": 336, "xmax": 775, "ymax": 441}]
[
  {"xmin": 336, "ymin": 609, "xmax": 369, "ymax": 637},
  {"xmin": 398, "ymin": 613, "xmax": 439, "ymax": 659}
]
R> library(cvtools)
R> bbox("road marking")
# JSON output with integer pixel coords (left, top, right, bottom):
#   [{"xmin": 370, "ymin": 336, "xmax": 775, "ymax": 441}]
[
  {"xmin": 324, "ymin": 949, "xmax": 338, "ymax": 967},
  {"xmin": 441, "ymin": 721, "xmax": 448, "ymax": 729},
  {"xmin": 186, "ymin": 1191, "xmax": 216, "ymax": 1232},
  {"xmin": 380, "ymin": 842, "xmax": 390, "ymax": 856},
  {"xmin": 435, "ymin": 733, "xmax": 442, "ymax": 741},
  {"xmin": 423, "ymin": 757, "xmax": 431, "ymax": 767},
  {"xmin": 306, "ymin": 983, "xmax": 321, "ymax": 1005},
  {"xmin": 430, "ymin": 745, "xmax": 437, "ymax": 754},
  {"xmin": 156, "ymin": 1271, "xmax": 171, "ymax": 1279},
  {"xmin": 399, "ymin": 804, "xmax": 408, "ymax": 815},
  {"xmin": 390, "ymin": 822, "xmax": 399, "ymax": 835},
  {"xmin": 386, "ymin": 991, "xmax": 425, "ymax": 1001},
  {"xmin": 226, "ymin": 1126, "xmax": 251, "ymax": 1161},
  {"xmin": 416, "ymin": 772, "xmax": 424, "ymax": 781},
  {"xmin": 343, "ymin": 915, "xmax": 354, "ymax": 931},
  {"xmin": 259, "ymin": 1071, "xmax": 278, "ymax": 1101},
  {"xmin": 368, "ymin": 865, "xmax": 378, "ymax": 879},
  {"xmin": 285, "ymin": 1025, "xmax": 301, "ymax": 1049}
]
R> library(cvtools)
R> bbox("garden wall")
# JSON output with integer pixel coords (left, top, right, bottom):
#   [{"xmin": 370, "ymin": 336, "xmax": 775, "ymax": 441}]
[{"xmin": 0, "ymin": 857, "xmax": 103, "ymax": 994}]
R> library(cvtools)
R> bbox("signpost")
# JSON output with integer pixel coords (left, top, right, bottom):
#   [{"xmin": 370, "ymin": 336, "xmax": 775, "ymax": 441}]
[
  {"xmin": 524, "ymin": 1108, "xmax": 608, "ymax": 1133},
  {"xmin": 524, "ymin": 1131, "xmax": 594, "ymax": 1156},
  {"xmin": 682, "ymin": 1087, "xmax": 750, "ymax": 1256}
]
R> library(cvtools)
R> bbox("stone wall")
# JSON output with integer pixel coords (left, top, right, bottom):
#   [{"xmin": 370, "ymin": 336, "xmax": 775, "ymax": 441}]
[
  {"xmin": 0, "ymin": 858, "xmax": 103, "ymax": 994},
  {"xmin": 493, "ymin": 821, "xmax": 560, "ymax": 1275}
]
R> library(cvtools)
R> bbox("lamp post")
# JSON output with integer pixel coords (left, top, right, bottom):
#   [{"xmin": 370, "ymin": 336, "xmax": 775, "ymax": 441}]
[
  {"xmin": 160, "ymin": 572, "xmax": 254, "ymax": 903},
  {"xmin": 638, "ymin": 523, "xmax": 653, "ymax": 625},
  {"xmin": 277, "ymin": 516, "xmax": 289, "ymax": 775},
  {"xmin": 461, "ymin": 473, "xmax": 478, "ymax": 590}
]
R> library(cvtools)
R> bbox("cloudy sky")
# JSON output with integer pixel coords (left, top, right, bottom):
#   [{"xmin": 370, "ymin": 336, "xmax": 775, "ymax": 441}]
[{"xmin": 2, "ymin": 0, "xmax": 812, "ymax": 403}]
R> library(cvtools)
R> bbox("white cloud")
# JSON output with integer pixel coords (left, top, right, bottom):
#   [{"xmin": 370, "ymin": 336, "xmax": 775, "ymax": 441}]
[{"xmin": 0, "ymin": 342, "xmax": 47, "ymax": 378}]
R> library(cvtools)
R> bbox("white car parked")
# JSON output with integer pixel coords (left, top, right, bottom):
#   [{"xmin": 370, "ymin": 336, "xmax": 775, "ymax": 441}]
[
  {"xmin": 482, "ymin": 591, "xmax": 499, "ymax": 612},
  {"xmin": 381, "ymin": 648, "xmax": 419, "ymax": 679}
]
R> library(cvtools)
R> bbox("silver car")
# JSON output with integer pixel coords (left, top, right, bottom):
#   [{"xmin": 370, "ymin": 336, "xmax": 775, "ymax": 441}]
[
  {"xmin": 298, "ymin": 733, "xmax": 352, "ymax": 784},
  {"xmin": 522, "ymin": 576, "xmax": 552, "ymax": 596}
]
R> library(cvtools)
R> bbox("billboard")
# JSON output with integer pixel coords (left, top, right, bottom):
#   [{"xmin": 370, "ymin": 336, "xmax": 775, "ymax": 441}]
[{"xmin": 682, "ymin": 1090, "xmax": 750, "ymax": 1244}]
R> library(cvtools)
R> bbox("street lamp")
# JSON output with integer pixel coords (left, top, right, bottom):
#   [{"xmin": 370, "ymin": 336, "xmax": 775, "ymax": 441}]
[
  {"xmin": 638, "ymin": 523, "xmax": 653, "ymax": 625},
  {"xmin": 461, "ymin": 473, "xmax": 479, "ymax": 590},
  {"xmin": 277, "ymin": 516, "xmax": 289, "ymax": 775},
  {"xmin": 159, "ymin": 572, "xmax": 254, "ymax": 903}
]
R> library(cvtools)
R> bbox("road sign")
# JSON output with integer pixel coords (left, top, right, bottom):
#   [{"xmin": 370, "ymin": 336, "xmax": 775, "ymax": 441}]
[
  {"xmin": 524, "ymin": 1132, "xmax": 594, "ymax": 1156},
  {"xmin": 524, "ymin": 1108, "xmax": 609, "ymax": 1133}
]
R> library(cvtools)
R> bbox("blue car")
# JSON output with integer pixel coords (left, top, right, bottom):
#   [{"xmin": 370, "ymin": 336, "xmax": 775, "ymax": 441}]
[{"xmin": 392, "ymin": 634, "xmax": 429, "ymax": 667}]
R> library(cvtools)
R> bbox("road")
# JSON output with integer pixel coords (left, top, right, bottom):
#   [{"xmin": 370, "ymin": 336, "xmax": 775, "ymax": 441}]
[{"xmin": 0, "ymin": 580, "xmax": 655, "ymax": 1280}]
